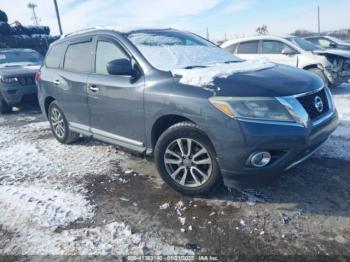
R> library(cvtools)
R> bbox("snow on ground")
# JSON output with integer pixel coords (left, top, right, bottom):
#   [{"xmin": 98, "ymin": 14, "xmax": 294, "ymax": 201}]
[{"xmin": 0, "ymin": 115, "xmax": 191, "ymax": 255}]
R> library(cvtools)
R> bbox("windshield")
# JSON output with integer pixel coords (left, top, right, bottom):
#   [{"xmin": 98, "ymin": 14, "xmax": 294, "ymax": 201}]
[
  {"xmin": 287, "ymin": 37, "xmax": 321, "ymax": 51},
  {"xmin": 0, "ymin": 50, "xmax": 43, "ymax": 66},
  {"xmin": 126, "ymin": 30, "xmax": 241, "ymax": 71}
]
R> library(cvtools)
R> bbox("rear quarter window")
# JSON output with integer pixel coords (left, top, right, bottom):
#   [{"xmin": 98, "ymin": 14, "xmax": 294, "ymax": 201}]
[
  {"xmin": 63, "ymin": 41, "xmax": 92, "ymax": 73},
  {"xmin": 45, "ymin": 43, "xmax": 66, "ymax": 68}
]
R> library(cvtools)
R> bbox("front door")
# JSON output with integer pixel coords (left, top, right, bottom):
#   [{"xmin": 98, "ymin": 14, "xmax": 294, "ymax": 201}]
[
  {"xmin": 87, "ymin": 36, "xmax": 145, "ymax": 150},
  {"xmin": 260, "ymin": 40, "xmax": 298, "ymax": 67}
]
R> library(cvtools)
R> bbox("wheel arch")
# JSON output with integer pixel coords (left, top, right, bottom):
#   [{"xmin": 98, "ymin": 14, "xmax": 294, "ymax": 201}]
[
  {"xmin": 151, "ymin": 115, "xmax": 194, "ymax": 150},
  {"xmin": 303, "ymin": 64, "xmax": 321, "ymax": 70},
  {"xmin": 44, "ymin": 96, "xmax": 56, "ymax": 117}
]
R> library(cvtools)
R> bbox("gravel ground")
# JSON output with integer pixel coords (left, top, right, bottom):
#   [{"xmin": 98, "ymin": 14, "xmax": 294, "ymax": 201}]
[{"xmin": 0, "ymin": 85, "xmax": 350, "ymax": 259}]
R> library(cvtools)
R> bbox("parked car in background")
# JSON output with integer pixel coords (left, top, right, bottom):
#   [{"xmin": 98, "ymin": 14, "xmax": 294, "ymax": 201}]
[
  {"xmin": 0, "ymin": 48, "xmax": 42, "ymax": 113},
  {"xmin": 305, "ymin": 35, "xmax": 350, "ymax": 51},
  {"xmin": 221, "ymin": 35, "xmax": 350, "ymax": 87},
  {"xmin": 37, "ymin": 28, "xmax": 338, "ymax": 195}
]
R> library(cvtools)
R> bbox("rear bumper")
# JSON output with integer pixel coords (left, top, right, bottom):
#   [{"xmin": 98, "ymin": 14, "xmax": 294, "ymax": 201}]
[
  {"xmin": 0, "ymin": 83, "xmax": 37, "ymax": 106},
  {"xmin": 217, "ymin": 110, "xmax": 339, "ymax": 187}
]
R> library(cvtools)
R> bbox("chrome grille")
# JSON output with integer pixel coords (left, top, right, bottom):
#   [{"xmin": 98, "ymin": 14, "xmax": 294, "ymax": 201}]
[{"xmin": 297, "ymin": 88, "xmax": 329, "ymax": 120}]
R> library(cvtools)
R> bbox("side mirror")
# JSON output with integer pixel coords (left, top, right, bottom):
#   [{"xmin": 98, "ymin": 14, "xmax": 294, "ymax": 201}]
[
  {"xmin": 107, "ymin": 59, "xmax": 133, "ymax": 76},
  {"xmin": 282, "ymin": 47, "xmax": 296, "ymax": 56},
  {"xmin": 329, "ymin": 43, "xmax": 337, "ymax": 48}
]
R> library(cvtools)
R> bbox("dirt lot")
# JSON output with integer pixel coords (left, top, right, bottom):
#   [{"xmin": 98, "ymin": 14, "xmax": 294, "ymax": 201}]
[{"xmin": 0, "ymin": 85, "xmax": 350, "ymax": 259}]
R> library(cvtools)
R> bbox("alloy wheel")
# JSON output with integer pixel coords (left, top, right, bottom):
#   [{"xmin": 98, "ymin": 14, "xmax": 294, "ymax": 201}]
[
  {"xmin": 164, "ymin": 138, "xmax": 212, "ymax": 188},
  {"xmin": 50, "ymin": 108, "xmax": 65, "ymax": 139}
]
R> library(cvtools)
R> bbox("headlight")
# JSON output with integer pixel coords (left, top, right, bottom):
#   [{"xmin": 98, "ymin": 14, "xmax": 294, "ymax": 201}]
[
  {"xmin": 0, "ymin": 76, "xmax": 18, "ymax": 84},
  {"xmin": 209, "ymin": 97, "xmax": 294, "ymax": 122}
]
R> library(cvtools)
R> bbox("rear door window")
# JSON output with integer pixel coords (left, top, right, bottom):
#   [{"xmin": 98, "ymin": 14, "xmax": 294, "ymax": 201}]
[
  {"xmin": 237, "ymin": 41, "xmax": 259, "ymax": 54},
  {"xmin": 45, "ymin": 43, "xmax": 66, "ymax": 68},
  {"xmin": 64, "ymin": 41, "xmax": 92, "ymax": 73}
]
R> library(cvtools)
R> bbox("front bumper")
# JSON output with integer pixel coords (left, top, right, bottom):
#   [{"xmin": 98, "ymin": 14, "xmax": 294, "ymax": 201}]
[
  {"xmin": 0, "ymin": 82, "xmax": 37, "ymax": 106},
  {"xmin": 217, "ymin": 110, "xmax": 339, "ymax": 187}
]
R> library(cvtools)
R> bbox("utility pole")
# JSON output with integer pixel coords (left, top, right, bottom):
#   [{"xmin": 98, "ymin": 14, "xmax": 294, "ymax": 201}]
[
  {"xmin": 317, "ymin": 5, "xmax": 321, "ymax": 35},
  {"xmin": 27, "ymin": 2, "xmax": 39, "ymax": 26},
  {"xmin": 206, "ymin": 28, "xmax": 210, "ymax": 40},
  {"xmin": 53, "ymin": 0, "xmax": 63, "ymax": 35}
]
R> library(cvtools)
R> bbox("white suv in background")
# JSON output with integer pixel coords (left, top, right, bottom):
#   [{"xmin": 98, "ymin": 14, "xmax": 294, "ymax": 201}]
[{"xmin": 221, "ymin": 35, "xmax": 350, "ymax": 87}]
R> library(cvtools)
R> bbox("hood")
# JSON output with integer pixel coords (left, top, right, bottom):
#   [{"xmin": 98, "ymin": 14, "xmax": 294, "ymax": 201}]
[
  {"xmin": 213, "ymin": 65, "xmax": 323, "ymax": 97},
  {"xmin": 313, "ymin": 49, "xmax": 350, "ymax": 59},
  {"xmin": 0, "ymin": 64, "xmax": 40, "ymax": 77},
  {"xmin": 173, "ymin": 61, "xmax": 323, "ymax": 97}
]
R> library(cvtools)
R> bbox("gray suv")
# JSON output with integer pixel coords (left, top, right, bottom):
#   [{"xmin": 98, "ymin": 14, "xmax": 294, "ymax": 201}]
[
  {"xmin": 0, "ymin": 48, "xmax": 42, "ymax": 114},
  {"xmin": 37, "ymin": 29, "xmax": 338, "ymax": 195}
]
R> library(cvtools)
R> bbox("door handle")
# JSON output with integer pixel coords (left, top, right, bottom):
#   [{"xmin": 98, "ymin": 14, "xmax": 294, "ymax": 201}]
[
  {"xmin": 89, "ymin": 84, "xmax": 99, "ymax": 92},
  {"xmin": 54, "ymin": 80, "xmax": 60, "ymax": 85}
]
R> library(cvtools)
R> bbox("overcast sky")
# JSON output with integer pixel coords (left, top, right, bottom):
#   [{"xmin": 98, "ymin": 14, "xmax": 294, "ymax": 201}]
[{"xmin": 2, "ymin": 0, "xmax": 349, "ymax": 40}]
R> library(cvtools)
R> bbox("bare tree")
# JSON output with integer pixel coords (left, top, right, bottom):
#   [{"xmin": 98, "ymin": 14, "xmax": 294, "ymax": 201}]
[{"xmin": 256, "ymin": 25, "xmax": 268, "ymax": 35}]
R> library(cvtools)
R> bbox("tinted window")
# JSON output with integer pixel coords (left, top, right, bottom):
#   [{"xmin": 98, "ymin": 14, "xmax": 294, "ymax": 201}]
[
  {"xmin": 45, "ymin": 44, "xmax": 65, "ymax": 68},
  {"xmin": 262, "ymin": 40, "xmax": 290, "ymax": 54},
  {"xmin": 237, "ymin": 41, "xmax": 259, "ymax": 54},
  {"xmin": 95, "ymin": 41, "xmax": 129, "ymax": 75},
  {"xmin": 64, "ymin": 42, "xmax": 91, "ymax": 73},
  {"xmin": 307, "ymin": 38, "xmax": 319, "ymax": 45}
]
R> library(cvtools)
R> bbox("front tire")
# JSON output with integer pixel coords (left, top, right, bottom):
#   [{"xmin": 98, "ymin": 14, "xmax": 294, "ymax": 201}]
[
  {"xmin": 0, "ymin": 97, "xmax": 12, "ymax": 114},
  {"xmin": 154, "ymin": 122, "xmax": 221, "ymax": 196},
  {"xmin": 48, "ymin": 101, "xmax": 79, "ymax": 144}
]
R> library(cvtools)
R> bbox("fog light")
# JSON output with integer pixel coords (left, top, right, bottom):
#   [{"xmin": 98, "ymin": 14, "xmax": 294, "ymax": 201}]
[{"xmin": 249, "ymin": 151, "xmax": 271, "ymax": 168}]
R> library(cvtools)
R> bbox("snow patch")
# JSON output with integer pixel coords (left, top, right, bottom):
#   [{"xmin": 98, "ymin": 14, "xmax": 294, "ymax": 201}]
[
  {"xmin": 172, "ymin": 60, "xmax": 275, "ymax": 87},
  {"xmin": 0, "ymin": 184, "xmax": 93, "ymax": 228}
]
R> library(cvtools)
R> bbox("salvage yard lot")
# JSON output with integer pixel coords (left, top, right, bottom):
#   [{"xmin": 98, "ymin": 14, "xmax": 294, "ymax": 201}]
[{"xmin": 0, "ymin": 85, "xmax": 350, "ymax": 257}]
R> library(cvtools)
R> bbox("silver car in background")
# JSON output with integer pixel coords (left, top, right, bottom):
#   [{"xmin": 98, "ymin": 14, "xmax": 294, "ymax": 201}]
[{"xmin": 221, "ymin": 35, "xmax": 350, "ymax": 87}]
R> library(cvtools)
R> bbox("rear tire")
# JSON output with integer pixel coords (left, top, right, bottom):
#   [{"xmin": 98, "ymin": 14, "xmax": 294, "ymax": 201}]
[
  {"xmin": 154, "ymin": 121, "xmax": 221, "ymax": 196},
  {"xmin": 0, "ymin": 97, "xmax": 12, "ymax": 114},
  {"xmin": 48, "ymin": 101, "xmax": 79, "ymax": 144}
]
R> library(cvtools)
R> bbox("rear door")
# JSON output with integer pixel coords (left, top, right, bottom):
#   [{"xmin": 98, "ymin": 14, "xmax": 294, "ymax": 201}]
[
  {"xmin": 260, "ymin": 40, "xmax": 298, "ymax": 66},
  {"xmin": 58, "ymin": 38, "xmax": 93, "ymax": 128},
  {"xmin": 87, "ymin": 35, "xmax": 145, "ymax": 150}
]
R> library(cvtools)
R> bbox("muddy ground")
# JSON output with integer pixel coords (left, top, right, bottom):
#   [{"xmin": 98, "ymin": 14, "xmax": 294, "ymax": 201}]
[{"xmin": 0, "ymin": 85, "xmax": 350, "ymax": 260}]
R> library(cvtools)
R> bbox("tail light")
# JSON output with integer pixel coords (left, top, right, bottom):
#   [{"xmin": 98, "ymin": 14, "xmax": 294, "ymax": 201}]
[{"xmin": 35, "ymin": 71, "xmax": 41, "ymax": 81}]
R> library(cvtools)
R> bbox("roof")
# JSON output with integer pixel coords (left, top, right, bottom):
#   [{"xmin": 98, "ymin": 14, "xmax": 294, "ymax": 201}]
[{"xmin": 52, "ymin": 27, "xmax": 179, "ymax": 46}]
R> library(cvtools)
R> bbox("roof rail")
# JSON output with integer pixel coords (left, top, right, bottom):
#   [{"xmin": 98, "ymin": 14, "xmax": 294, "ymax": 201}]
[{"xmin": 63, "ymin": 26, "xmax": 118, "ymax": 38}]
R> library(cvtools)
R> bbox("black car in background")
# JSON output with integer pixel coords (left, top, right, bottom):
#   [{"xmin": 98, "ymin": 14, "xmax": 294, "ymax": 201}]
[
  {"xmin": 305, "ymin": 36, "xmax": 350, "ymax": 51},
  {"xmin": 0, "ymin": 48, "xmax": 42, "ymax": 113}
]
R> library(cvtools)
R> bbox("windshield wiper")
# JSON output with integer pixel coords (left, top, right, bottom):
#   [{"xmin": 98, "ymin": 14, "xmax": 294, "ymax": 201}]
[
  {"xmin": 184, "ymin": 65, "xmax": 208, "ymax": 69},
  {"xmin": 224, "ymin": 60, "xmax": 241, "ymax": 64}
]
